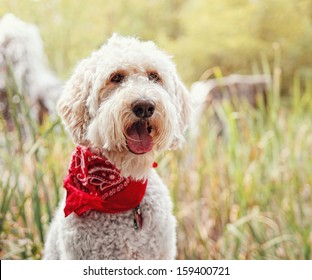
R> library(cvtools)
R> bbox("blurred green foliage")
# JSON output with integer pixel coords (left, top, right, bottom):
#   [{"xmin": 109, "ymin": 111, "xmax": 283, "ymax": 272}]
[
  {"xmin": 1, "ymin": 0, "xmax": 312, "ymax": 260},
  {"xmin": 1, "ymin": 0, "xmax": 312, "ymax": 86}
]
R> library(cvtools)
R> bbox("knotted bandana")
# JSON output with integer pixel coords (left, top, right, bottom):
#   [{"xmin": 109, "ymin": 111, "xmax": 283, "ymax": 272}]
[{"xmin": 63, "ymin": 146, "xmax": 147, "ymax": 217}]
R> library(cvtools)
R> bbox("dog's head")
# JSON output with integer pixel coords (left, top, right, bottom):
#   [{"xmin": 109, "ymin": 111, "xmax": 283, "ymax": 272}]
[{"xmin": 58, "ymin": 35, "xmax": 190, "ymax": 177}]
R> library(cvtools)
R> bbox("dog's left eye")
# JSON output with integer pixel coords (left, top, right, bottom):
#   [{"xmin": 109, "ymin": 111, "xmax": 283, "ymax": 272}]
[
  {"xmin": 110, "ymin": 73, "xmax": 125, "ymax": 83},
  {"xmin": 148, "ymin": 72, "xmax": 160, "ymax": 83}
]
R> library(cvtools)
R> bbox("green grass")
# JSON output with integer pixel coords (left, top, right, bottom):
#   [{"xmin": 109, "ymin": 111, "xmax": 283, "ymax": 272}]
[
  {"xmin": 1, "ymin": 0, "xmax": 311, "ymax": 261},
  {"xmin": 0, "ymin": 65, "xmax": 311, "ymax": 259},
  {"xmin": 0, "ymin": 2, "xmax": 311, "ymax": 259},
  {"xmin": 165, "ymin": 73, "xmax": 312, "ymax": 259}
]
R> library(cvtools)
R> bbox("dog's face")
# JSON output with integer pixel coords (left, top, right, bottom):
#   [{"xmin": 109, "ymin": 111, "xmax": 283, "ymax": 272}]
[{"xmin": 58, "ymin": 35, "xmax": 190, "ymax": 161}]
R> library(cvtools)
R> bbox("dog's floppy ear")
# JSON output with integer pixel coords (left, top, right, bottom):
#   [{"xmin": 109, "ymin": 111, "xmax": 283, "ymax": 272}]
[
  {"xmin": 57, "ymin": 60, "xmax": 92, "ymax": 145},
  {"xmin": 170, "ymin": 75, "xmax": 192, "ymax": 149}
]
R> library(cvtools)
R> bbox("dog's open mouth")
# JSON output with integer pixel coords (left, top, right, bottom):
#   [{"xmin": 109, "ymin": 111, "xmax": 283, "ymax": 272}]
[{"xmin": 126, "ymin": 120, "xmax": 153, "ymax": 154}]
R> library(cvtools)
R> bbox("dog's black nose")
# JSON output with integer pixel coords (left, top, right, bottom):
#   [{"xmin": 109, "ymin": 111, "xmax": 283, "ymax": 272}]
[{"xmin": 132, "ymin": 101, "xmax": 155, "ymax": 118}]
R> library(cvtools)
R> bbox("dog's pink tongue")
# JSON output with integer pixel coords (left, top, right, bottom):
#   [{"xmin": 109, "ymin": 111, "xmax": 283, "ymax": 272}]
[{"xmin": 126, "ymin": 121, "xmax": 153, "ymax": 154}]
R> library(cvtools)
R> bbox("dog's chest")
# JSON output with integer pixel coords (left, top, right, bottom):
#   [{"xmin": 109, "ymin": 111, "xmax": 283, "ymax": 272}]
[{"xmin": 63, "ymin": 177, "xmax": 176, "ymax": 259}]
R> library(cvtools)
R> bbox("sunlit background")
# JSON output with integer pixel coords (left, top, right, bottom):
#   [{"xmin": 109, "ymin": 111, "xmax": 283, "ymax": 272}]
[
  {"xmin": 2, "ymin": 0, "xmax": 312, "ymax": 85},
  {"xmin": 0, "ymin": 0, "xmax": 311, "ymax": 260}
]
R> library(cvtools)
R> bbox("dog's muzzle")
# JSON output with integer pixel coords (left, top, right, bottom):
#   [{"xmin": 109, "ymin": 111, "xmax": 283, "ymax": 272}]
[{"xmin": 125, "ymin": 100, "xmax": 155, "ymax": 154}]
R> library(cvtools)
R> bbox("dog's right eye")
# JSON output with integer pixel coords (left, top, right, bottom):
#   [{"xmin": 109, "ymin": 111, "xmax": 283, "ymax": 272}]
[{"xmin": 110, "ymin": 73, "xmax": 125, "ymax": 84}]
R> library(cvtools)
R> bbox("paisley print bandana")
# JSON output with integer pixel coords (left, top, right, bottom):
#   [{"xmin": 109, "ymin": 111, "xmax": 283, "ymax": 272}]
[{"xmin": 63, "ymin": 146, "xmax": 148, "ymax": 217}]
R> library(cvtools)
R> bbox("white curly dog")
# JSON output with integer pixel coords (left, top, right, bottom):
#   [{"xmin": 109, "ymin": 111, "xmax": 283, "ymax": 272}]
[
  {"xmin": 0, "ymin": 14, "xmax": 62, "ymax": 124},
  {"xmin": 43, "ymin": 34, "xmax": 191, "ymax": 260}
]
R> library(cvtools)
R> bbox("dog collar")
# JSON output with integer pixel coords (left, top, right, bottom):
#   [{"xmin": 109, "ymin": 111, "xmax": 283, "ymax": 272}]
[{"xmin": 63, "ymin": 146, "xmax": 148, "ymax": 217}]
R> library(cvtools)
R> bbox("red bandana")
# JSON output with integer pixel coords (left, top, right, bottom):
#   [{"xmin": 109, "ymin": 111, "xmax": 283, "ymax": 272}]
[{"xmin": 63, "ymin": 146, "xmax": 148, "ymax": 217}]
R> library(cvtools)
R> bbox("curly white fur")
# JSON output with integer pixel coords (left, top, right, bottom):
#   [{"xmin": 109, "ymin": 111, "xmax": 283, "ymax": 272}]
[{"xmin": 43, "ymin": 34, "xmax": 191, "ymax": 260}]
